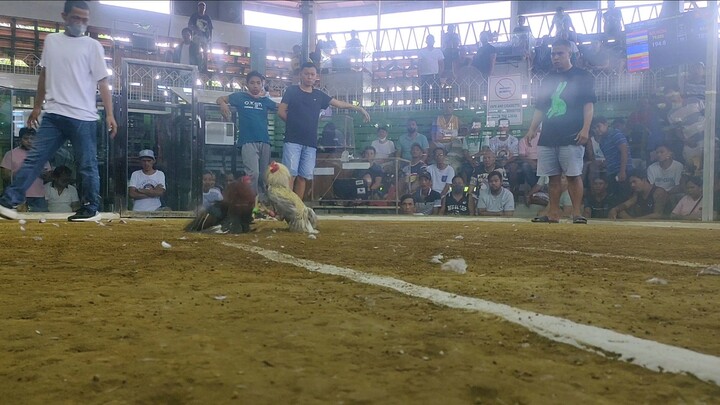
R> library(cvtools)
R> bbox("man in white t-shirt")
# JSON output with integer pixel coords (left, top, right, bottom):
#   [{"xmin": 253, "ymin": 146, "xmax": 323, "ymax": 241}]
[
  {"xmin": 426, "ymin": 147, "xmax": 455, "ymax": 195},
  {"xmin": 417, "ymin": 35, "xmax": 444, "ymax": 104},
  {"xmin": 0, "ymin": 0, "xmax": 117, "ymax": 222},
  {"xmin": 646, "ymin": 144, "xmax": 684, "ymax": 194},
  {"xmin": 129, "ymin": 150, "xmax": 166, "ymax": 212},
  {"xmin": 370, "ymin": 127, "xmax": 396, "ymax": 160}
]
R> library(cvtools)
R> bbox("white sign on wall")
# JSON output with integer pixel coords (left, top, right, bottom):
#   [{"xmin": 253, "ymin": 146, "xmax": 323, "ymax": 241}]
[{"xmin": 486, "ymin": 74, "xmax": 523, "ymax": 126}]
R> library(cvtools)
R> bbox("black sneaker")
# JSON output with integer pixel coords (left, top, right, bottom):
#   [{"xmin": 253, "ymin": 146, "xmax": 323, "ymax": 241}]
[
  {"xmin": 68, "ymin": 207, "xmax": 101, "ymax": 222},
  {"xmin": 0, "ymin": 199, "xmax": 19, "ymax": 220}
]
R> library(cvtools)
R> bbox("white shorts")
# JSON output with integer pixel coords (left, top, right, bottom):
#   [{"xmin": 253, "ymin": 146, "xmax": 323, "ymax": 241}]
[{"xmin": 536, "ymin": 145, "xmax": 585, "ymax": 177}]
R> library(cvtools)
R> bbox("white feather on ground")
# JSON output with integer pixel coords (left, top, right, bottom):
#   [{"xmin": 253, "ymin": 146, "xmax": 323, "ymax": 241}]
[{"xmin": 441, "ymin": 258, "xmax": 467, "ymax": 274}]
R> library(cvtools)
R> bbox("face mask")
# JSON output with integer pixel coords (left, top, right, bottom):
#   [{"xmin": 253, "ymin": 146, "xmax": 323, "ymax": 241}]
[
  {"xmin": 407, "ymin": 126, "xmax": 414, "ymax": 133},
  {"xmin": 66, "ymin": 23, "xmax": 87, "ymax": 37},
  {"xmin": 452, "ymin": 185, "xmax": 464, "ymax": 194}
]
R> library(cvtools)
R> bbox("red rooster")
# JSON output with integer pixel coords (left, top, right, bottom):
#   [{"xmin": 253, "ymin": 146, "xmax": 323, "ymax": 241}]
[{"xmin": 185, "ymin": 175, "xmax": 256, "ymax": 233}]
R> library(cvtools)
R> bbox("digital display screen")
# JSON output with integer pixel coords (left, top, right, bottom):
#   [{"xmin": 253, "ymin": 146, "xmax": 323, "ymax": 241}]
[{"xmin": 625, "ymin": 10, "xmax": 708, "ymax": 72}]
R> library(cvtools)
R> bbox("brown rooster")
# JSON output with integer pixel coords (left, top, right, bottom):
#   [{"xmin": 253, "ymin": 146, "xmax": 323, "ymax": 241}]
[
  {"xmin": 258, "ymin": 161, "xmax": 318, "ymax": 234},
  {"xmin": 185, "ymin": 175, "xmax": 256, "ymax": 233}
]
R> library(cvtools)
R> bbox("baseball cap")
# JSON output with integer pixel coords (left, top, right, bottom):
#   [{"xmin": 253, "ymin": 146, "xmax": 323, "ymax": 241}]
[{"xmin": 139, "ymin": 149, "xmax": 155, "ymax": 160}]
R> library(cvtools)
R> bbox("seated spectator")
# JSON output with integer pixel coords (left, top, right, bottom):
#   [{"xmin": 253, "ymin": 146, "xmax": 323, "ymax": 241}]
[
  {"xmin": 608, "ymin": 170, "xmax": 668, "ymax": 220},
  {"xmin": 590, "ymin": 116, "xmax": 633, "ymax": 200},
  {"xmin": 440, "ymin": 175, "xmax": 470, "ymax": 215},
  {"xmin": 683, "ymin": 62, "xmax": 705, "ymax": 99},
  {"xmin": 318, "ymin": 122, "xmax": 344, "ymax": 154},
  {"xmin": 434, "ymin": 104, "xmax": 464, "ymax": 171},
  {"xmin": 471, "ymin": 170, "xmax": 514, "ymax": 216},
  {"xmin": 202, "ymin": 170, "xmax": 223, "ymax": 209},
  {"xmin": 434, "ymin": 103, "xmax": 460, "ymax": 141},
  {"xmin": 460, "ymin": 122, "xmax": 483, "ymax": 183},
  {"xmin": 581, "ymin": 41, "xmax": 610, "ymax": 72},
  {"xmin": 45, "ymin": 165, "xmax": 80, "ymax": 213},
  {"xmin": 665, "ymin": 85, "xmax": 705, "ymax": 175},
  {"xmin": 551, "ymin": 7, "xmax": 575, "ymax": 37},
  {"xmin": 647, "ymin": 144, "xmax": 684, "ymax": 195},
  {"xmin": 128, "ymin": 149, "xmax": 166, "ymax": 212},
  {"xmin": 489, "ymin": 118, "xmax": 519, "ymax": 166},
  {"xmin": 397, "ymin": 119, "xmax": 429, "ymax": 162},
  {"xmin": 357, "ymin": 146, "xmax": 386, "ymax": 199},
  {"xmin": 603, "ymin": 0, "xmax": 623, "ymax": 41},
  {"xmin": 412, "ymin": 172, "xmax": 442, "ymax": 215},
  {"xmin": 291, "ymin": 44, "xmax": 302, "ymax": 76},
  {"xmin": 512, "ymin": 15, "xmax": 534, "ymax": 53},
  {"xmin": 442, "ymin": 24, "xmax": 462, "ymax": 77},
  {"xmin": 489, "ymin": 118, "xmax": 520, "ymax": 191},
  {"xmin": 471, "ymin": 31, "xmax": 496, "ymax": 77},
  {"xmin": 345, "ymin": 31, "xmax": 362, "ymax": 59},
  {"xmin": 532, "ymin": 36, "xmax": 553, "ymax": 74},
  {"xmin": 401, "ymin": 143, "xmax": 428, "ymax": 194},
  {"xmin": 370, "ymin": 127, "xmax": 396, "ymax": 161},
  {"xmin": 583, "ymin": 176, "xmax": 619, "ymax": 219},
  {"xmin": 399, "ymin": 193, "xmax": 416, "ymax": 215},
  {"xmin": 173, "ymin": 28, "xmax": 201, "ymax": 67},
  {"xmin": 426, "ymin": 147, "xmax": 455, "ymax": 195},
  {"xmin": 519, "ymin": 125, "xmax": 540, "ymax": 188},
  {"xmin": 469, "ymin": 150, "xmax": 509, "ymax": 194},
  {"xmin": 531, "ymin": 175, "xmax": 572, "ymax": 219},
  {"xmin": 671, "ymin": 176, "xmax": 704, "ymax": 220},
  {"xmin": 1, "ymin": 127, "xmax": 51, "ymax": 212}
]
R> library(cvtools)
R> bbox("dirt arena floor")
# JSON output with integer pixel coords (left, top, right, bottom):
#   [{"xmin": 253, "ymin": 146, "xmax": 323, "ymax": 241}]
[{"xmin": 1, "ymin": 215, "xmax": 720, "ymax": 404}]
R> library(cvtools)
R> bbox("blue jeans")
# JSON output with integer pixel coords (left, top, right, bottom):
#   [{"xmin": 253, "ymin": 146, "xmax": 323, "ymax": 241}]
[{"xmin": 1, "ymin": 114, "xmax": 100, "ymax": 212}]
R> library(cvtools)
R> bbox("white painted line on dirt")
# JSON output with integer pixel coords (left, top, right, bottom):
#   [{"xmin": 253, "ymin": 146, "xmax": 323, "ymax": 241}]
[
  {"xmin": 224, "ymin": 242, "xmax": 720, "ymax": 386},
  {"xmin": 519, "ymin": 247, "xmax": 712, "ymax": 269}
]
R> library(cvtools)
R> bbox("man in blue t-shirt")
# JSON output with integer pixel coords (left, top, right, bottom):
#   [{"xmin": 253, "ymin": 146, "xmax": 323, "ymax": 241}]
[
  {"xmin": 590, "ymin": 116, "xmax": 633, "ymax": 200},
  {"xmin": 278, "ymin": 62, "xmax": 371, "ymax": 199},
  {"xmin": 524, "ymin": 39, "xmax": 596, "ymax": 224},
  {"xmin": 217, "ymin": 71, "xmax": 277, "ymax": 195}
]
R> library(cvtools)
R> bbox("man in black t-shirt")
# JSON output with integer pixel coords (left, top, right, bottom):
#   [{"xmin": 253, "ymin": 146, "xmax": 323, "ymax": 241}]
[
  {"xmin": 188, "ymin": 2, "xmax": 213, "ymax": 71},
  {"xmin": 472, "ymin": 31, "xmax": 496, "ymax": 77},
  {"xmin": 583, "ymin": 176, "xmax": 619, "ymax": 219},
  {"xmin": 524, "ymin": 39, "xmax": 596, "ymax": 224},
  {"xmin": 278, "ymin": 62, "xmax": 370, "ymax": 199}
]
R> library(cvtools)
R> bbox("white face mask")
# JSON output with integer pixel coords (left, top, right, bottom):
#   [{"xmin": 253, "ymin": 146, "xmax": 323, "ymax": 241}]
[{"xmin": 66, "ymin": 23, "xmax": 87, "ymax": 37}]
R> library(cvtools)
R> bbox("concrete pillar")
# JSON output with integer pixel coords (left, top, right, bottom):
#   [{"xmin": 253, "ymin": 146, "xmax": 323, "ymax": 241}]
[{"xmin": 299, "ymin": 0, "xmax": 316, "ymax": 64}]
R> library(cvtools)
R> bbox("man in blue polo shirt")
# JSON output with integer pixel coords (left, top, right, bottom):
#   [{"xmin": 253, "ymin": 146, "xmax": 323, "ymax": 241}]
[{"xmin": 217, "ymin": 71, "xmax": 277, "ymax": 195}]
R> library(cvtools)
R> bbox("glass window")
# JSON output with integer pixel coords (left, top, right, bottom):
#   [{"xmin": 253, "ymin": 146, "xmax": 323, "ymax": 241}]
[
  {"xmin": 445, "ymin": 1, "xmax": 511, "ymax": 24},
  {"xmin": 380, "ymin": 9, "xmax": 441, "ymax": 29},
  {"xmin": 99, "ymin": 1, "xmax": 170, "ymax": 14},
  {"xmin": 317, "ymin": 15, "xmax": 378, "ymax": 33},
  {"xmin": 243, "ymin": 10, "xmax": 302, "ymax": 32}
]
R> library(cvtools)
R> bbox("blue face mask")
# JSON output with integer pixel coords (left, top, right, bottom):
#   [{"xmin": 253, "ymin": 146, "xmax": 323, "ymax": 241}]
[{"xmin": 66, "ymin": 23, "xmax": 87, "ymax": 37}]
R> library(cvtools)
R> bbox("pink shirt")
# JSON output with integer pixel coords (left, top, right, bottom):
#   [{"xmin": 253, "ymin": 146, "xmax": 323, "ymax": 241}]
[
  {"xmin": 672, "ymin": 195, "xmax": 702, "ymax": 219},
  {"xmin": 1, "ymin": 148, "xmax": 51, "ymax": 197},
  {"xmin": 519, "ymin": 134, "xmax": 539, "ymax": 160}
]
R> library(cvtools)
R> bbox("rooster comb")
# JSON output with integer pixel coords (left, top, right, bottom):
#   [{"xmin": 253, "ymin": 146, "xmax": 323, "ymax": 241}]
[{"xmin": 270, "ymin": 161, "xmax": 279, "ymax": 173}]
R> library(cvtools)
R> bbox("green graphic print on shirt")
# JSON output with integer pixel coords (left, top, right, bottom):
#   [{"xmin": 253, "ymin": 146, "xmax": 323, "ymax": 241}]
[{"xmin": 546, "ymin": 81, "xmax": 567, "ymax": 119}]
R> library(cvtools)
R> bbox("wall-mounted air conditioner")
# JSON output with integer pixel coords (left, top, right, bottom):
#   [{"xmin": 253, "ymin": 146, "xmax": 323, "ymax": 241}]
[{"xmin": 205, "ymin": 121, "xmax": 235, "ymax": 146}]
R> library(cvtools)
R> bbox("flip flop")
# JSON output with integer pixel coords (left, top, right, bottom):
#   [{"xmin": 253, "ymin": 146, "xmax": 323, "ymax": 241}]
[
  {"xmin": 531, "ymin": 215, "xmax": 559, "ymax": 223},
  {"xmin": 572, "ymin": 216, "xmax": 588, "ymax": 224}
]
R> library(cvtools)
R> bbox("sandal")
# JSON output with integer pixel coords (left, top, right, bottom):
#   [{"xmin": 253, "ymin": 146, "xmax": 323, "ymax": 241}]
[
  {"xmin": 572, "ymin": 216, "xmax": 588, "ymax": 224},
  {"xmin": 531, "ymin": 215, "xmax": 559, "ymax": 223}
]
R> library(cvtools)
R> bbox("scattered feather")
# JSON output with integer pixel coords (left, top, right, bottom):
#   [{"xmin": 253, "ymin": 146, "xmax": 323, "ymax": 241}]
[
  {"xmin": 441, "ymin": 258, "xmax": 467, "ymax": 274},
  {"xmin": 430, "ymin": 254, "xmax": 444, "ymax": 264},
  {"xmin": 161, "ymin": 241, "xmax": 172, "ymax": 249}
]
